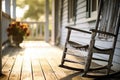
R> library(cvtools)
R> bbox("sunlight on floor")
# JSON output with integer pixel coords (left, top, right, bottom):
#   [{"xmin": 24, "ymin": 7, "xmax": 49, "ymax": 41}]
[
  {"xmin": 1, "ymin": 41, "xmax": 94, "ymax": 80},
  {"xmin": 20, "ymin": 41, "xmax": 62, "ymax": 60}
]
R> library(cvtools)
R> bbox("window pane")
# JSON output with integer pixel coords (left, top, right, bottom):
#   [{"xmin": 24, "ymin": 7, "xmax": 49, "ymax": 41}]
[
  {"xmin": 92, "ymin": 0, "xmax": 97, "ymax": 11},
  {"xmin": 86, "ymin": 0, "xmax": 91, "ymax": 18},
  {"xmin": 68, "ymin": 0, "xmax": 77, "ymax": 22}
]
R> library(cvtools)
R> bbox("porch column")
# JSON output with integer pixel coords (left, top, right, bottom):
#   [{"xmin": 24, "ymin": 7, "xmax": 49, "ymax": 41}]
[
  {"xmin": 0, "ymin": 0, "xmax": 2, "ymax": 75},
  {"xmin": 51, "ymin": 0, "xmax": 59, "ymax": 45},
  {"xmin": 51, "ymin": 0, "xmax": 60, "ymax": 45},
  {"xmin": 12, "ymin": 0, "xmax": 16, "ymax": 19},
  {"xmin": 45, "ymin": 0, "xmax": 49, "ymax": 42},
  {"xmin": 51, "ymin": 0, "xmax": 55, "ymax": 45},
  {"xmin": 5, "ymin": 0, "xmax": 11, "ymax": 16}
]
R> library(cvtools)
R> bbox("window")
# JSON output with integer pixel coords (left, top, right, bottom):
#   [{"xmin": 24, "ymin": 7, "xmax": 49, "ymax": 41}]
[
  {"xmin": 86, "ymin": 0, "xmax": 98, "ymax": 18},
  {"xmin": 68, "ymin": 0, "xmax": 77, "ymax": 23},
  {"xmin": 2, "ymin": 0, "xmax": 5, "ymax": 12},
  {"xmin": 92, "ymin": 0, "xmax": 97, "ymax": 11}
]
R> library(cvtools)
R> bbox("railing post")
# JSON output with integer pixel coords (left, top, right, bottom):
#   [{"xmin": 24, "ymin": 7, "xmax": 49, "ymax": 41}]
[
  {"xmin": 51, "ymin": 0, "xmax": 55, "ymax": 45},
  {"xmin": 40, "ymin": 23, "xmax": 43, "ymax": 37},
  {"xmin": 32, "ymin": 24, "xmax": 35, "ymax": 38},
  {"xmin": 36, "ymin": 24, "xmax": 38, "ymax": 38},
  {"xmin": 0, "ymin": 0, "xmax": 2, "ymax": 75}
]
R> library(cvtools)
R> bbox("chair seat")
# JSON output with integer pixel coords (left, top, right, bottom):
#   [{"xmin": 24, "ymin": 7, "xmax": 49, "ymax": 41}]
[{"xmin": 68, "ymin": 41, "xmax": 89, "ymax": 50}]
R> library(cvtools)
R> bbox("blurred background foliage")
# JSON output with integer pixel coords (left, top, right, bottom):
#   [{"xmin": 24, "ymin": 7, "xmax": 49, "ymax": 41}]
[{"xmin": 16, "ymin": 0, "xmax": 52, "ymax": 21}]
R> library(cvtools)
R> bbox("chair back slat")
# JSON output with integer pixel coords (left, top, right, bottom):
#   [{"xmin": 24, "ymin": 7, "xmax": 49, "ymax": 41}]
[{"xmin": 97, "ymin": 0, "xmax": 120, "ymax": 39}]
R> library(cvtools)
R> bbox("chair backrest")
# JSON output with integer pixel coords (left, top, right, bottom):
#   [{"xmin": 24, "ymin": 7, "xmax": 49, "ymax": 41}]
[
  {"xmin": 98, "ymin": 0, "xmax": 120, "ymax": 38},
  {"xmin": 93, "ymin": 0, "xmax": 120, "ymax": 49}
]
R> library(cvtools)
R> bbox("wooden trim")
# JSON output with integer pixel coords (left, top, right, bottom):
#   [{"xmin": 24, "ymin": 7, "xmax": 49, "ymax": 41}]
[
  {"xmin": 68, "ymin": 0, "xmax": 77, "ymax": 24},
  {"xmin": 2, "ymin": 12, "xmax": 11, "ymax": 19},
  {"xmin": 86, "ymin": 0, "xmax": 91, "ymax": 18},
  {"xmin": 21, "ymin": 21, "xmax": 45, "ymax": 24},
  {"xmin": 86, "ymin": 0, "xmax": 99, "ymax": 19},
  {"xmin": 90, "ymin": 29, "xmax": 116, "ymax": 36},
  {"xmin": 2, "ymin": 39, "xmax": 9, "ymax": 46},
  {"xmin": 66, "ymin": 26, "xmax": 91, "ymax": 34},
  {"xmin": 78, "ymin": 17, "xmax": 97, "ymax": 24},
  {"xmin": 2, "ymin": 12, "xmax": 15, "ymax": 21},
  {"xmin": 60, "ymin": 0, "xmax": 63, "ymax": 26},
  {"xmin": 0, "ymin": 0, "xmax": 2, "ymax": 75}
]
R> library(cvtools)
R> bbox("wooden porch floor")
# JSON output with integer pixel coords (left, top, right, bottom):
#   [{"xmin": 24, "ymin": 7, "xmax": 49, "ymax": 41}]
[{"xmin": 0, "ymin": 41, "xmax": 119, "ymax": 80}]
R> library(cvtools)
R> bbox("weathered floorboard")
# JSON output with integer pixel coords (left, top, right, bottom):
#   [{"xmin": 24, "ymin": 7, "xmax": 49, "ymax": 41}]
[
  {"xmin": 9, "ymin": 55, "xmax": 23, "ymax": 80},
  {"xmin": 0, "ymin": 55, "xmax": 17, "ymax": 80},
  {"xmin": 40, "ymin": 58, "xmax": 58, "ymax": 80},
  {"xmin": 31, "ymin": 57, "xmax": 45, "ymax": 80},
  {"xmin": 0, "ymin": 41, "xmax": 94, "ymax": 80},
  {"xmin": 20, "ymin": 52, "xmax": 32, "ymax": 80}
]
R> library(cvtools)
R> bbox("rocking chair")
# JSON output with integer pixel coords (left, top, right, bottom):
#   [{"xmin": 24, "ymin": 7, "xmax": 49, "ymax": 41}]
[{"xmin": 60, "ymin": 0, "xmax": 120, "ymax": 77}]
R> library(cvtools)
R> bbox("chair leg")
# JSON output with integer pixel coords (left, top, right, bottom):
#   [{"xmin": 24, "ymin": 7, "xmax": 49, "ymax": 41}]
[
  {"xmin": 82, "ymin": 52, "xmax": 93, "ymax": 76},
  {"xmin": 60, "ymin": 48, "xmax": 67, "ymax": 66},
  {"xmin": 107, "ymin": 52, "xmax": 114, "ymax": 75},
  {"xmin": 60, "ymin": 29, "xmax": 71, "ymax": 66},
  {"xmin": 82, "ymin": 37, "xmax": 95, "ymax": 76}
]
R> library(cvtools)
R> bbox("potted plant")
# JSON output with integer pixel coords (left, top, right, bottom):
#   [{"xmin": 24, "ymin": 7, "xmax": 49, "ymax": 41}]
[{"xmin": 7, "ymin": 21, "xmax": 30, "ymax": 47}]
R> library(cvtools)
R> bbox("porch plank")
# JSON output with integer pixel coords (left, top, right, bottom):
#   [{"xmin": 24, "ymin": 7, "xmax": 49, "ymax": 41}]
[
  {"xmin": 8, "ymin": 55, "xmax": 23, "ymax": 80},
  {"xmin": 40, "ymin": 58, "xmax": 58, "ymax": 80},
  {"xmin": 47, "ymin": 56, "xmax": 90, "ymax": 80},
  {"xmin": 31, "ymin": 58, "xmax": 45, "ymax": 80},
  {"xmin": 0, "ymin": 41, "xmax": 95, "ymax": 80},
  {"xmin": 47, "ymin": 58, "xmax": 67, "ymax": 80},
  {"xmin": 20, "ymin": 53, "xmax": 32, "ymax": 80},
  {"xmin": 2, "ymin": 55, "xmax": 9, "ymax": 68},
  {"xmin": 45, "ymin": 47, "xmax": 83, "ymax": 80},
  {"xmin": 0, "ymin": 55, "xmax": 17, "ymax": 80},
  {"xmin": 2, "ymin": 47, "xmax": 15, "ymax": 68}
]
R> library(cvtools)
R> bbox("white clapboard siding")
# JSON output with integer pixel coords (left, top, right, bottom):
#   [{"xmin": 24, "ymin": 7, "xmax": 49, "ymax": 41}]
[
  {"xmin": 60, "ymin": 0, "xmax": 90, "ymax": 48},
  {"xmin": 77, "ymin": 7, "xmax": 86, "ymax": 14},
  {"xmin": 112, "ymin": 28, "xmax": 120, "ymax": 71},
  {"xmin": 2, "ymin": 13, "xmax": 11, "ymax": 43},
  {"xmin": 60, "ymin": 0, "xmax": 68, "ymax": 45}
]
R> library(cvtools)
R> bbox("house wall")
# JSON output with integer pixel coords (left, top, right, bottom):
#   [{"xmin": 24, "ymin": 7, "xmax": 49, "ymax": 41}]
[
  {"xmin": 2, "ymin": 12, "xmax": 11, "ymax": 44},
  {"xmin": 113, "ymin": 28, "xmax": 120, "ymax": 71},
  {"xmin": 59, "ymin": 0, "xmax": 120, "ymax": 71}
]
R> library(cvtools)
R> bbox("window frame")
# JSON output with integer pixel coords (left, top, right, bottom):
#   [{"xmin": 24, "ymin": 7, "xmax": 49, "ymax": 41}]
[
  {"xmin": 86, "ymin": 0, "xmax": 98, "ymax": 19},
  {"xmin": 68, "ymin": 0, "xmax": 77, "ymax": 24}
]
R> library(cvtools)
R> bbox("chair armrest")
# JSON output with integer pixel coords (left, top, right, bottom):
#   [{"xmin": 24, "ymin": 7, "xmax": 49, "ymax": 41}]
[
  {"xmin": 66, "ymin": 26, "xmax": 91, "ymax": 34},
  {"xmin": 90, "ymin": 29, "xmax": 116, "ymax": 37}
]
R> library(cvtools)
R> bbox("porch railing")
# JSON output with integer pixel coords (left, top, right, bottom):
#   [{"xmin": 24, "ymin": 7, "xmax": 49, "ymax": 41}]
[
  {"xmin": 2, "ymin": 13, "xmax": 46, "ymax": 46},
  {"xmin": 22, "ymin": 21, "xmax": 45, "ymax": 41}
]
